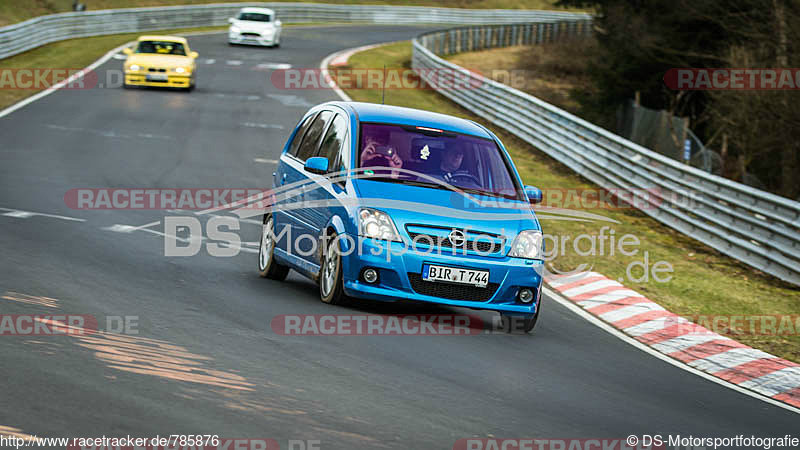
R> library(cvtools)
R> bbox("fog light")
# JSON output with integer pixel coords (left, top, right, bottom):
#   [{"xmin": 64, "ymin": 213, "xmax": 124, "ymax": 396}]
[
  {"xmin": 363, "ymin": 268, "xmax": 379, "ymax": 284},
  {"xmin": 518, "ymin": 288, "xmax": 534, "ymax": 303}
]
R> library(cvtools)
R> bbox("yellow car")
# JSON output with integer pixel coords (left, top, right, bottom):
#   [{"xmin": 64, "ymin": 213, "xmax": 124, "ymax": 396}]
[{"xmin": 123, "ymin": 36, "xmax": 198, "ymax": 90}]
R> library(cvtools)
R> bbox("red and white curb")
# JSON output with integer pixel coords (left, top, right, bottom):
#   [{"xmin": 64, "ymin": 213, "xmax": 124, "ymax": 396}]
[
  {"xmin": 320, "ymin": 41, "xmax": 400, "ymax": 102},
  {"xmin": 321, "ymin": 42, "xmax": 800, "ymax": 414},
  {"xmin": 327, "ymin": 42, "xmax": 387, "ymax": 67},
  {"xmin": 546, "ymin": 271, "xmax": 800, "ymax": 409}
]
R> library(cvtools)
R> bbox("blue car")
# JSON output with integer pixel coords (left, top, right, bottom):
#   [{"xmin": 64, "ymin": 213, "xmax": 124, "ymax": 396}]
[{"xmin": 258, "ymin": 102, "xmax": 545, "ymax": 332}]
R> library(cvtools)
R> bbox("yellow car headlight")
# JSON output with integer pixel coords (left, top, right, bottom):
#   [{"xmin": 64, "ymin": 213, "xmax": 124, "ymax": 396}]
[
  {"xmin": 173, "ymin": 67, "xmax": 187, "ymax": 74},
  {"xmin": 128, "ymin": 64, "xmax": 141, "ymax": 72}
]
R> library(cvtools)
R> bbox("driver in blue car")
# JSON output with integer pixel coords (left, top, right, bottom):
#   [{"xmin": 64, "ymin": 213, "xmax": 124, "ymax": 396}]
[{"xmin": 440, "ymin": 145, "xmax": 465, "ymax": 183}]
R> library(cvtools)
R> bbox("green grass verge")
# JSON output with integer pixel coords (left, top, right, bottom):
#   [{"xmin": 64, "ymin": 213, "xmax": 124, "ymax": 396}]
[
  {"xmin": 340, "ymin": 41, "xmax": 800, "ymax": 361},
  {"xmin": 1, "ymin": 0, "xmax": 585, "ymax": 27},
  {"xmin": 447, "ymin": 41, "xmax": 597, "ymax": 115}
]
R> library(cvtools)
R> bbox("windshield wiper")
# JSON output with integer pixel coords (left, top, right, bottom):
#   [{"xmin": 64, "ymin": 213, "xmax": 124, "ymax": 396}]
[
  {"xmin": 365, "ymin": 177, "xmax": 449, "ymax": 190},
  {"xmin": 459, "ymin": 187, "xmax": 520, "ymax": 200}
]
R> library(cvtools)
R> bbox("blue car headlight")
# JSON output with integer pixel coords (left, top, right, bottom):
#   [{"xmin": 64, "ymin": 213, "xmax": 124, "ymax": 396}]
[
  {"xmin": 509, "ymin": 230, "xmax": 543, "ymax": 260},
  {"xmin": 359, "ymin": 208, "xmax": 401, "ymax": 242}
]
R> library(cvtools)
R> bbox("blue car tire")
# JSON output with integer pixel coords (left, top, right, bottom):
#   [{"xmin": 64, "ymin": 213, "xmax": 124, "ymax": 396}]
[{"xmin": 258, "ymin": 214, "xmax": 290, "ymax": 280}]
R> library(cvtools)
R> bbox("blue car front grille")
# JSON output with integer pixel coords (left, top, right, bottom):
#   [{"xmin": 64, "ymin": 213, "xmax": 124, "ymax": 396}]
[
  {"xmin": 407, "ymin": 232, "xmax": 503, "ymax": 254},
  {"xmin": 407, "ymin": 273, "xmax": 499, "ymax": 302}
]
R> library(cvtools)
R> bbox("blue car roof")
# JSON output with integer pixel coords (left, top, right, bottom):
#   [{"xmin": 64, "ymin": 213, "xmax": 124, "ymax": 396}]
[{"xmin": 328, "ymin": 102, "xmax": 493, "ymax": 139}]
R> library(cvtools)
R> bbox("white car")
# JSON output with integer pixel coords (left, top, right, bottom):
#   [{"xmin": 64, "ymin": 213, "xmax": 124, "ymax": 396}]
[{"xmin": 228, "ymin": 7, "xmax": 282, "ymax": 47}]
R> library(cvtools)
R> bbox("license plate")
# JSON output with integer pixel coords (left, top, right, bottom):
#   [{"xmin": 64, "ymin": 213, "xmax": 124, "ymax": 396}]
[
  {"xmin": 422, "ymin": 264, "xmax": 489, "ymax": 288},
  {"xmin": 146, "ymin": 74, "xmax": 168, "ymax": 81}
]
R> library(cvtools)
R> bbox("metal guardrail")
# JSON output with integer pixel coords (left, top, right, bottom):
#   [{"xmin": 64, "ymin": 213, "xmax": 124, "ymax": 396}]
[
  {"xmin": 0, "ymin": 2, "xmax": 590, "ymax": 60},
  {"xmin": 412, "ymin": 23, "xmax": 800, "ymax": 286},
  {"xmin": 2, "ymin": 3, "xmax": 796, "ymax": 285}
]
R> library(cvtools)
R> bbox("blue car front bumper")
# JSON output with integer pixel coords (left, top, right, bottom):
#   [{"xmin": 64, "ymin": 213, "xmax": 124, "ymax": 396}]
[{"xmin": 339, "ymin": 235, "xmax": 543, "ymax": 314}]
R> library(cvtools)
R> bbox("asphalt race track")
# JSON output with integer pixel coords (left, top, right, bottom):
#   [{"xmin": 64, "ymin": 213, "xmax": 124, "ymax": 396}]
[{"xmin": 0, "ymin": 26, "xmax": 797, "ymax": 449}]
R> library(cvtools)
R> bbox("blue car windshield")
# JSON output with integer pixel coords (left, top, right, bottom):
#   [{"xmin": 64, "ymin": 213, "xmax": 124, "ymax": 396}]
[{"xmin": 358, "ymin": 122, "xmax": 522, "ymax": 199}]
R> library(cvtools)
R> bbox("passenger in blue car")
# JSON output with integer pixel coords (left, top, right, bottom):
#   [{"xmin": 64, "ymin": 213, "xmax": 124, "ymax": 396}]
[{"xmin": 360, "ymin": 130, "xmax": 404, "ymax": 178}]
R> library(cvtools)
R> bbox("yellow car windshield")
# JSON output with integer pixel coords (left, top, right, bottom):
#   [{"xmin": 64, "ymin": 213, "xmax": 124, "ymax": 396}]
[{"xmin": 136, "ymin": 41, "xmax": 186, "ymax": 56}]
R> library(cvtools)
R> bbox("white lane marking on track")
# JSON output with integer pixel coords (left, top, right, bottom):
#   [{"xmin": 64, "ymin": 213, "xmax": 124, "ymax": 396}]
[
  {"xmin": 103, "ymin": 222, "xmax": 160, "ymax": 233},
  {"xmin": 213, "ymin": 93, "xmax": 261, "ymax": 101},
  {"xmin": 104, "ymin": 222, "xmax": 199, "ymax": 244},
  {"xmin": 202, "ymin": 59, "xmax": 217, "ymax": 64},
  {"xmin": 266, "ymin": 94, "xmax": 311, "ymax": 107},
  {"xmin": 112, "ymin": 54, "xmax": 127, "ymax": 60},
  {"xmin": 103, "ymin": 218, "xmax": 258, "ymax": 253},
  {"xmin": 219, "ymin": 242, "xmax": 258, "ymax": 253},
  {"xmin": 198, "ymin": 213, "xmax": 261, "ymax": 226},
  {"xmin": 254, "ymin": 158, "xmax": 278, "ymax": 164},
  {"xmin": 242, "ymin": 122, "xmax": 284, "ymax": 129},
  {"xmin": 3, "ymin": 211, "xmax": 35, "ymax": 218},
  {"xmin": 45, "ymin": 124, "xmax": 173, "ymax": 140},
  {"xmin": 255, "ymin": 62, "xmax": 292, "ymax": 70},
  {"xmin": 135, "ymin": 221, "xmax": 161, "ymax": 229},
  {"xmin": 0, "ymin": 207, "xmax": 85, "ymax": 222},
  {"xmin": 138, "ymin": 226, "xmax": 200, "ymax": 244},
  {"xmin": 104, "ymin": 224, "xmax": 137, "ymax": 233},
  {"xmin": 226, "ymin": 60, "xmax": 243, "ymax": 66}
]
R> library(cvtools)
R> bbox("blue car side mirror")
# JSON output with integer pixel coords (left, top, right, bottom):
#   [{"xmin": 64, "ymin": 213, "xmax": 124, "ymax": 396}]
[
  {"xmin": 304, "ymin": 156, "xmax": 329, "ymax": 175},
  {"xmin": 524, "ymin": 185, "xmax": 542, "ymax": 204}
]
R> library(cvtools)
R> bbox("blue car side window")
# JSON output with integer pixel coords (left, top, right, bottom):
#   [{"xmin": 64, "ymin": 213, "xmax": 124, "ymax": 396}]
[
  {"xmin": 295, "ymin": 111, "xmax": 332, "ymax": 161},
  {"xmin": 317, "ymin": 114, "xmax": 348, "ymax": 173},
  {"xmin": 287, "ymin": 113, "xmax": 316, "ymax": 157}
]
